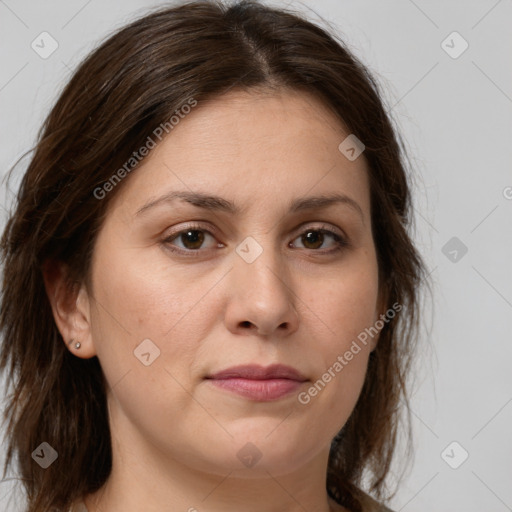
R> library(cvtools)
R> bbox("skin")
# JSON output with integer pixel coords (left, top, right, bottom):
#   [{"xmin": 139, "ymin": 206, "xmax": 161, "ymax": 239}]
[{"xmin": 44, "ymin": 88, "xmax": 386, "ymax": 512}]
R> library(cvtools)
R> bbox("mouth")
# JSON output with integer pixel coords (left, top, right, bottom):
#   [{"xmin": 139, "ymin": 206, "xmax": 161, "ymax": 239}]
[{"xmin": 205, "ymin": 364, "xmax": 308, "ymax": 401}]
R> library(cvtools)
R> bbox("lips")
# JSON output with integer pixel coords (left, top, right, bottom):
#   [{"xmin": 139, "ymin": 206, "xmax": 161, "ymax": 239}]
[
  {"xmin": 207, "ymin": 364, "xmax": 308, "ymax": 381},
  {"xmin": 205, "ymin": 364, "xmax": 308, "ymax": 401}
]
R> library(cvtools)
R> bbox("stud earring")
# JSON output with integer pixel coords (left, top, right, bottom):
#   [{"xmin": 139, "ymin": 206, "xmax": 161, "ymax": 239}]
[{"xmin": 69, "ymin": 339, "xmax": 81, "ymax": 349}]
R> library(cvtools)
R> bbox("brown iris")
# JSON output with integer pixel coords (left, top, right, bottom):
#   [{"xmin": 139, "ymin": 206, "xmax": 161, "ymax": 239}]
[
  {"xmin": 301, "ymin": 230, "xmax": 324, "ymax": 250},
  {"xmin": 180, "ymin": 230, "xmax": 205, "ymax": 250}
]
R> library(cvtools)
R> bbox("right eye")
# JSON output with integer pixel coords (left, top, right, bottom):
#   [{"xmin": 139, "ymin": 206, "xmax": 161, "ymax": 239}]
[{"xmin": 162, "ymin": 224, "xmax": 222, "ymax": 255}]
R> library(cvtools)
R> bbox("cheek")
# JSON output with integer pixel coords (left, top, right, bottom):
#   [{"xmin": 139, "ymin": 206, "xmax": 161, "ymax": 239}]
[
  {"xmin": 297, "ymin": 258, "xmax": 378, "ymax": 423},
  {"xmin": 89, "ymin": 240, "xmax": 224, "ymax": 390},
  {"xmin": 91, "ymin": 238, "xmax": 201, "ymax": 335},
  {"xmin": 88, "ymin": 259, "xmax": 208, "ymax": 424},
  {"xmin": 316, "ymin": 263, "xmax": 380, "ymax": 342}
]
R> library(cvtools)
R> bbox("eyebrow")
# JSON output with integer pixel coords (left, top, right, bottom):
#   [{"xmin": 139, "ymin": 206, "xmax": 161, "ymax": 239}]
[{"xmin": 135, "ymin": 190, "xmax": 364, "ymax": 221}]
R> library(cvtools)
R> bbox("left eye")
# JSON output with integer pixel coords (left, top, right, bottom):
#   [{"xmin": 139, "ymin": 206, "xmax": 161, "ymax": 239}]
[
  {"xmin": 163, "ymin": 225, "xmax": 347, "ymax": 254},
  {"xmin": 291, "ymin": 228, "xmax": 346, "ymax": 251}
]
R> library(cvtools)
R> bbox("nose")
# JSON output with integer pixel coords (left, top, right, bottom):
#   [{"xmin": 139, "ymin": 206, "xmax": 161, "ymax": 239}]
[{"xmin": 224, "ymin": 240, "xmax": 299, "ymax": 338}]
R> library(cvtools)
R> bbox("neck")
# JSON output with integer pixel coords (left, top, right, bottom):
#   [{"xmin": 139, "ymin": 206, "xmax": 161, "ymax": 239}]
[
  {"xmin": 83, "ymin": 391, "xmax": 350, "ymax": 512},
  {"xmin": 84, "ymin": 430, "xmax": 344, "ymax": 511},
  {"xmin": 85, "ymin": 452, "xmax": 342, "ymax": 512}
]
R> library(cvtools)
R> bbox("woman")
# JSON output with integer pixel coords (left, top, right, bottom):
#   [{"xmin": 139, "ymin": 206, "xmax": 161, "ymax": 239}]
[{"xmin": 0, "ymin": 1, "xmax": 428, "ymax": 511}]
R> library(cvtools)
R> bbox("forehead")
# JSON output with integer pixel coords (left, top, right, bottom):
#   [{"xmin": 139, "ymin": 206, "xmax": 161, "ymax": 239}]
[{"xmin": 106, "ymin": 88, "xmax": 371, "ymax": 219}]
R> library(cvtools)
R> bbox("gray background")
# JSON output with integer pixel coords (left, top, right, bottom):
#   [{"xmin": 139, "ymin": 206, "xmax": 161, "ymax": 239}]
[{"xmin": 1, "ymin": 0, "xmax": 511, "ymax": 510}]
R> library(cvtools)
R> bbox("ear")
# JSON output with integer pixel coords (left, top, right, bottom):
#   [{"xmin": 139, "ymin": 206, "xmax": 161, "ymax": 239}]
[{"xmin": 42, "ymin": 260, "xmax": 96, "ymax": 359}]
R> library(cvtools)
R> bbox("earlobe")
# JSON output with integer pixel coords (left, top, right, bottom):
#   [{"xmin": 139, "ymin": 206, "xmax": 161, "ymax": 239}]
[{"xmin": 42, "ymin": 260, "xmax": 96, "ymax": 358}]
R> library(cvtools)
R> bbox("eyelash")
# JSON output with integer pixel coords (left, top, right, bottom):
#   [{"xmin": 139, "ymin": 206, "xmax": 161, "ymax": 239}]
[{"xmin": 162, "ymin": 223, "xmax": 349, "ymax": 257}]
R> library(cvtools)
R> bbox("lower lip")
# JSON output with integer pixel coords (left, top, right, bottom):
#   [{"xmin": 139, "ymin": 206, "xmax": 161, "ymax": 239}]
[{"xmin": 207, "ymin": 378, "xmax": 305, "ymax": 401}]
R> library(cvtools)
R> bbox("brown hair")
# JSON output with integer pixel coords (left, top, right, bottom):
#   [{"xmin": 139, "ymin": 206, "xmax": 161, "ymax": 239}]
[{"xmin": 0, "ymin": 1, "xmax": 429, "ymax": 511}]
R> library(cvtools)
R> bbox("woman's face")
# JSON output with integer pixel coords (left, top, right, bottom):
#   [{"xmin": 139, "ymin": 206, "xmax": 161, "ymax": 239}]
[{"xmin": 77, "ymin": 88, "xmax": 383, "ymax": 477}]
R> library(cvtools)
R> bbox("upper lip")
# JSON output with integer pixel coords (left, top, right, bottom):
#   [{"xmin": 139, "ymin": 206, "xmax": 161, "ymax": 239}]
[{"xmin": 207, "ymin": 364, "xmax": 308, "ymax": 381}]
